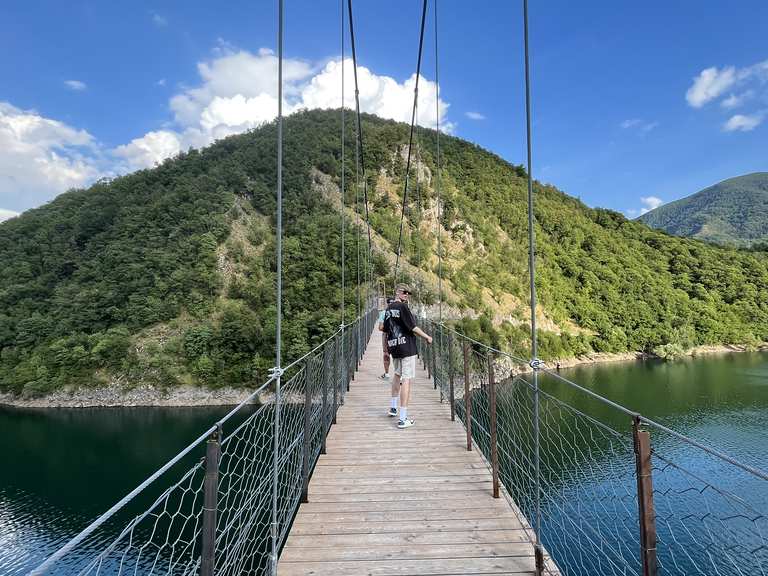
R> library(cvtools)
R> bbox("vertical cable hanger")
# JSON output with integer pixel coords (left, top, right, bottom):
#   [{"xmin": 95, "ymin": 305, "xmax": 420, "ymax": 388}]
[
  {"xmin": 521, "ymin": 0, "xmax": 544, "ymax": 573},
  {"xmin": 393, "ymin": 0, "xmax": 429, "ymax": 284},
  {"xmin": 434, "ymin": 0, "xmax": 443, "ymax": 327},
  {"xmin": 346, "ymin": 0, "xmax": 375, "ymax": 303},
  {"xmin": 270, "ymin": 0, "xmax": 284, "ymax": 572}
]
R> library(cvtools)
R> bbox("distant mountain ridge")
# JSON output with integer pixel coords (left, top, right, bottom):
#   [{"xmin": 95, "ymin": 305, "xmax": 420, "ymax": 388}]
[{"xmin": 639, "ymin": 172, "xmax": 768, "ymax": 246}]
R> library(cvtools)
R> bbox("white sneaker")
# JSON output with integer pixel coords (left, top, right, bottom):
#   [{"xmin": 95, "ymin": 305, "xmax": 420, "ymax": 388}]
[
  {"xmin": 379, "ymin": 373, "xmax": 390, "ymax": 380},
  {"xmin": 397, "ymin": 418, "xmax": 415, "ymax": 429},
  {"xmin": 387, "ymin": 407, "xmax": 398, "ymax": 417}
]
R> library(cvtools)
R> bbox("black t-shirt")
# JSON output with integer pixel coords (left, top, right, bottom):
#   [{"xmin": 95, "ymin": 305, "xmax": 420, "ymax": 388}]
[{"xmin": 383, "ymin": 301, "xmax": 418, "ymax": 358}]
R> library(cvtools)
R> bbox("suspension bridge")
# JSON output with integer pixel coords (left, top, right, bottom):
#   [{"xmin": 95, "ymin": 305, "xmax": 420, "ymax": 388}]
[{"xmin": 26, "ymin": 0, "xmax": 768, "ymax": 575}]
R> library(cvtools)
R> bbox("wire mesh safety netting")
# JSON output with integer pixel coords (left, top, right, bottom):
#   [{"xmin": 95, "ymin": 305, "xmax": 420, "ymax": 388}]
[
  {"xmin": 31, "ymin": 308, "xmax": 377, "ymax": 576},
  {"xmin": 419, "ymin": 319, "xmax": 768, "ymax": 576}
]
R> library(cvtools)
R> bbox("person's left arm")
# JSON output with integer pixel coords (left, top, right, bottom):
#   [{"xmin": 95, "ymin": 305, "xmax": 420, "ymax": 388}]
[{"xmin": 413, "ymin": 326, "xmax": 432, "ymax": 344}]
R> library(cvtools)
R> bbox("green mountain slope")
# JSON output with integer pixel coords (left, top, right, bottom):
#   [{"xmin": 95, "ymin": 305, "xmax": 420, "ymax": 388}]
[
  {"xmin": 639, "ymin": 173, "xmax": 768, "ymax": 246},
  {"xmin": 2, "ymin": 109, "xmax": 768, "ymax": 397}
]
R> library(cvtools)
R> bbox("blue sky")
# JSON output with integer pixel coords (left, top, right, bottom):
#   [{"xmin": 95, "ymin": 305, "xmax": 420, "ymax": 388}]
[{"xmin": 1, "ymin": 0, "xmax": 766, "ymax": 221}]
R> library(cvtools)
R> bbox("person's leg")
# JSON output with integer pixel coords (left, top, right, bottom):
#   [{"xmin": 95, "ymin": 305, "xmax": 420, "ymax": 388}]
[
  {"xmin": 399, "ymin": 377, "xmax": 411, "ymax": 420},
  {"xmin": 398, "ymin": 356, "xmax": 416, "ymax": 426},
  {"xmin": 381, "ymin": 334, "xmax": 390, "ymax": 379},
  {"xmin": 389, "ymin": 358, "xmax": 401, "ymax": 416}
]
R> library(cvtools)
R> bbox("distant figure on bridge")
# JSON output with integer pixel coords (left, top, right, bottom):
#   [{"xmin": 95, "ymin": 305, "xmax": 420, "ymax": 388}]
[
  {"xmin": 383, "ymin": 284, "xmax": 432, "ymax": 429},
  {"xmin": 377, "ymin": 298, "xmax": 395, "ymax": 380}
]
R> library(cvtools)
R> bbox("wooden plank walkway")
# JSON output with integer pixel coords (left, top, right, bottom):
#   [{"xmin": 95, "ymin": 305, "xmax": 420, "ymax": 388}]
[{"xmin": 279, "ymin": 331, "xmax": 540, "ymax": 575}]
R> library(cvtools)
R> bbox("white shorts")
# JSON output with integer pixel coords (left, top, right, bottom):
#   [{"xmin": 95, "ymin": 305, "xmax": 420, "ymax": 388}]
[{"xmin": 393, "ymin": 355, "xmax": 416, "ymax": 380}]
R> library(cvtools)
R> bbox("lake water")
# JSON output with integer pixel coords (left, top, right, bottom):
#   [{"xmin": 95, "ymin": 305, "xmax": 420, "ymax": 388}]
[{"xmin": 2, "ymin": 352, "xmax": 767, "ymax": 575}]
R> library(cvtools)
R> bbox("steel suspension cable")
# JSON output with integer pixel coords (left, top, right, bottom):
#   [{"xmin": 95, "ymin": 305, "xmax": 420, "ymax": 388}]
[
  {"xmin": 270, "ymin": 0, "xmax": 284, "ymax": 572},
  {"xmin": 522, "ymin": 0, "xmax": 543, "ymax": 573},
  {"xmin": 346, "ymin": 0, "xmax": 375, "ymax": 296},
  {"xmin": 393, "ymin": 0, "xmax": 429, "ymax": 283},
  {"xmin": 434, "ymin": 0, "xmax": 443, "ymax": 327},
  {"xmin": 340, "ymin": 0, "xmax": 346, "ymax": 380}
]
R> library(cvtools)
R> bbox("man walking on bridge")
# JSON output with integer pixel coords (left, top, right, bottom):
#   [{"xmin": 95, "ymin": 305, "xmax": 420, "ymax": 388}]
[{"xmin": 383, "ymin": 284, "xmax": 432, "ymax": 428}]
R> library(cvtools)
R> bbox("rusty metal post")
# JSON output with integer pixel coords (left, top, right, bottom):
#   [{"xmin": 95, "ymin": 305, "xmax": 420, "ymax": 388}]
[
  {"xmin": 200, "ymin": 426, "xmax": 221, "ymax": 576},
  {"xmin": 431, "ymin": 336, "xmax": 437, "ymax": 390},
  {"xmin": 326, "ymin": 345, "xmax": 333, "ymax": 444},
  {"xmin": 332, "ymin": 340, "xmax": 344, "ymax": 426},
  {"xmin": 301, "ymin": 359, "xmax": 313, "ymax": 503},
  {"xmin": 633, "ymin": 416, "xmax": 658, "ymax": 576},
  {"xmin": 462, "ymin": 341, "xmax": 472, "ymax": 452},
  {"xmin": 488, "ymin": 352, "xmax": 499, "ymax": 498},
  {"xmin": 448, "ymin": 334, "xmax": 455, "ymax": 421}
]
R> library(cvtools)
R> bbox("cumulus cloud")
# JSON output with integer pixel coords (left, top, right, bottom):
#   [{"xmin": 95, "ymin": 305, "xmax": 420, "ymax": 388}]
[
  {"xmin": 117, "ymin": 47, "xmax": 453, "ymax": 170},
  {"xmin": 686, "ymin": 67, "xmax": 738, "ymax": 108},
  {"xmin": 114, "ymin": 130, "xmax": 182, "ymax": 171},
  {"xmin": 465, "ymin": 111, "xmax": 485, "ymax": 120},
  {"xmin": 686, "ymin": 59, "xmax": 768, "ymax": 132},
  {"xmin": 627, "ymin": 196, "xmax": 664, "ymax": 217},
  {"xmin": 723, "ymin": 112, "xmax": 765, "ymax": 132},
  {"xmin": 0, "ymin": 208, "xmax": 19, "ymax": 222},
  {"xmin": 721, "ymin": 90, "xmax": 754, "ymax": 109},
  {"xmin": 0, "ymin": 102, "xmax": 102, "ymax": 213},
  {"xmin": 2, "ymin": 43, "xmax": 456, "ymax": 211},
  {"xmin": 64, "ymin": 80, "xmax": 87, "ymax": 91}
]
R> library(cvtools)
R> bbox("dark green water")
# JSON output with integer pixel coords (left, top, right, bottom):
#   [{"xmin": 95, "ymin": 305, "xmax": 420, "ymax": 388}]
[
  {"xmin": 0, "ymin": 405, "xmax": 248, "ymax": 576},
  {"xmin": 2, "ymin": 352, "xmax": 767, "ymax": 575}
]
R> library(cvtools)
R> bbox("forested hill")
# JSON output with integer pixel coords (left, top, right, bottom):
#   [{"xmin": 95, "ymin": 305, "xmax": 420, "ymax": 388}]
[
  {"xmin": 2, "ymin": 109, "xmax": 768, "ymax": 397},
  {"xmin": 639, "ymin": 172, "xmax": 768, "ymax": 246}
]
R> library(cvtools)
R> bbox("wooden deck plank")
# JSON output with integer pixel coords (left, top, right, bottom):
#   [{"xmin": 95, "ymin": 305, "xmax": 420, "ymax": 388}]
[{"xmin": 277, "ymin": 331, "xmax": 544, "ymax": 575}]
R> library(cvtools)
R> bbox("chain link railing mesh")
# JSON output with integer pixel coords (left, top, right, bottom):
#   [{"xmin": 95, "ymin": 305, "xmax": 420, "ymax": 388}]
[
  {"xmin": 32, "ymin": 308, "xmax": 377, "ymax": 576},
  {"xmin": 419, "ymin": 319, "xmax": 768, "ymax": 576}
]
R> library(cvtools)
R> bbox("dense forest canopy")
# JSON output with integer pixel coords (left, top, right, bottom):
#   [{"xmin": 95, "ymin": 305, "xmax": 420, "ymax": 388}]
[
  {"xmin": 640, "ymin": 172, "xmax": 768, "ymax": 247},
  {"xmin": 2, "ymin": 109, "xmax": 768, "ymax": 397}
]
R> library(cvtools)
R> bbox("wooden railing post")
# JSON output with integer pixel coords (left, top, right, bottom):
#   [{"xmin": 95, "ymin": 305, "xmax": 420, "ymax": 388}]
[
  {"xmin": 301, "ymin": 360, "xmax": 312, "ymax": 503},
  {"xmin": 633, "ymin": 416, "xmax": 658, "ymax": 576},
  {"xmin": 488, "ymin": 352, "xmax": 499, "ymax": 498},
  {"xmin": 448, "ymin": 333, "xmax": 455, "ymax": 421},
  {"xmin": 462, "ymin": 341, "xmax": 472, "ymax": 452},
  {"xmin": 200, "ymin": 426, "xmax": 221, "ymax": 576}
]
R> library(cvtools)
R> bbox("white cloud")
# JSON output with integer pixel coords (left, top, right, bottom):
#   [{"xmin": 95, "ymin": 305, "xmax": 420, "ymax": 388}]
[
  {"xmin": 1, "ymin": 43, "xmax": 457, "ymax": 211},
  {"xmin": 686, "ymin": 59, "xmax": 768, "ymax": 132},
  {"xmin": 466, "ymin": 111, "xmax": 485, "ymax": 121},
  {"xmin": 686, "ymin": 66, "xmax": 738, "ymax": 108},
  {"xmin": 64, "ymin": 80, "xmax": 87, "ymax": 91},
  {"xmin": 723, "ymin": 112, "xmax": 765, "ymax": 132},
  {"xmin": 721, "ymin": 90, "xmax": 754, "ymax": 109},
  {"xmin": 152, "ymin": 12, "xmax": 167, "ymax": 27},
  {"xmin": 0, "ymin": 208, "xmax": 19, "ymax": 222},
  {"xmin": 0, "ymin": 102, "xmax": 101, "ymax": 213},
  {"xmin": 156, "ymin": 78, "xmax": 166, "ymax": 87},
  {"xmin": 121, "ymin": 47, "xmax": 454, "ymax": 169},
  {"xmin": 627, "ymin": 196, "xmax": 664, "ymax": 217},
  {"xmin": 114, "ymin": 130, "xmax": 182, "ymax": 170},
  {"xmin": 620, "ymin": 118, "xmax": 658, "ymax": 133}
]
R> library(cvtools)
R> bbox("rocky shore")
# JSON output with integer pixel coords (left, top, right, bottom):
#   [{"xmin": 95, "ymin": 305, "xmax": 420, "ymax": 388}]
[{"xmin": 1, "ymin": 343, "xmax": 765, "ymax": 409}]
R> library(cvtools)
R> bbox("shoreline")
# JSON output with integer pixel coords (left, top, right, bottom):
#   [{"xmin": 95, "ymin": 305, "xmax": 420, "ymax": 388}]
[
  {"xmin": 553, "ymin": 342, "xmax": 768, "ymax": 371},
  {"xmin": 2, "ymin": 343, "xmax": 766, "ymax": 409},
  {"xmin": 0, "ymin": 384, "xmax": 258, "ymax": 409}
]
